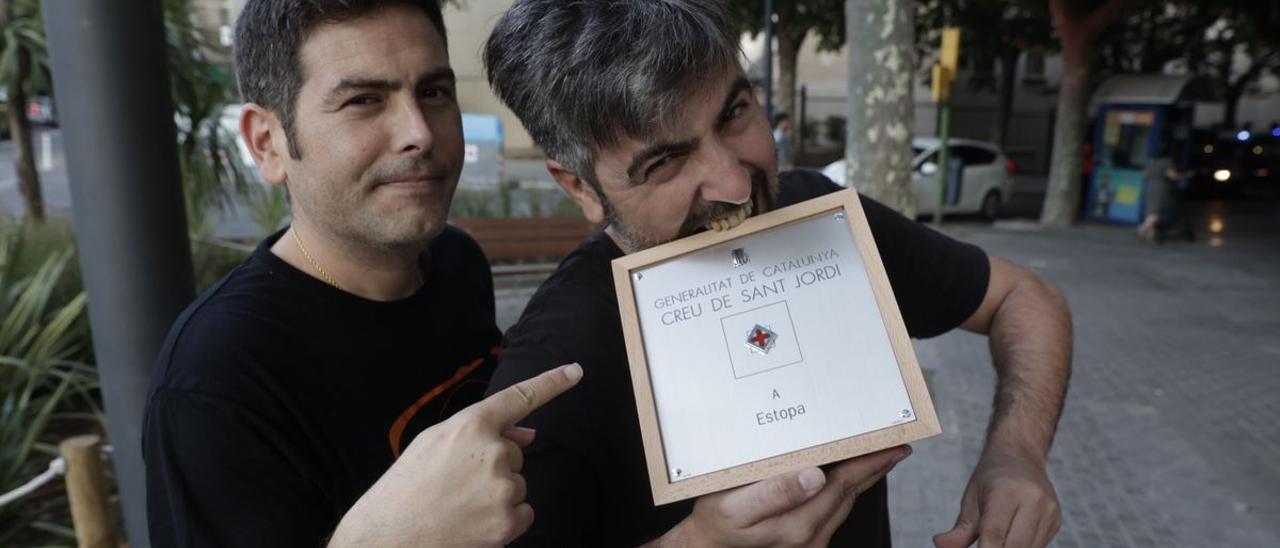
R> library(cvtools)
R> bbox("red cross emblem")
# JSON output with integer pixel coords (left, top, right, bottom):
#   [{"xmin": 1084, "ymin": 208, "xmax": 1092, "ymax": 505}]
[{"xmin": 745, "ymin": 324, "xmax": 777, "ymax": 354}]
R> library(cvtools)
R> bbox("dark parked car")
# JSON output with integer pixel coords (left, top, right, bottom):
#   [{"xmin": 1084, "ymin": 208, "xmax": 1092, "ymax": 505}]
[
  {"xmin": 26, "ymin": 96, "xmax": 57, "ymax": 127},
  {"xmin": 0, "ymin": 93, "xmax": 57, "ymax": 138},
  {"xmin": 1186, "ymin": 129, "xmax": 1280, "ymax": 199}
]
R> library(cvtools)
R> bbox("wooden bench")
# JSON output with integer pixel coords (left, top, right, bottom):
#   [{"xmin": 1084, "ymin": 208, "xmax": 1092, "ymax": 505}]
[{"xmin": 451, "ymin": 217, "xmax": 599, "ymax": 264}]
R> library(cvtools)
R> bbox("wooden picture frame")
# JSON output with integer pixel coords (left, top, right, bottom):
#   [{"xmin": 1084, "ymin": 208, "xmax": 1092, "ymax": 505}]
[{"xmin": 611, "ymin": 189, "xmax": 941, "ymax": 505}]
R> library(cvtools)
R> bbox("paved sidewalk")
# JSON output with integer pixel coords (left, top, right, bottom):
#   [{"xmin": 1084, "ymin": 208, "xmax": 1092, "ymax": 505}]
[
  {"xmin": 493, "ymin": 200, "xmax": 1280, "ymax": 547},
  {"xmin": 893, "ymin": 203, "xmax": 1280, "ymax": 547}
]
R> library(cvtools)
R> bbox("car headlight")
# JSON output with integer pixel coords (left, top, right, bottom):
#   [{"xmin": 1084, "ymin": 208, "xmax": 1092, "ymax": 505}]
[{"xmin": 1213, "ymin": 169, "xmax": 1231, "ymax": 182}]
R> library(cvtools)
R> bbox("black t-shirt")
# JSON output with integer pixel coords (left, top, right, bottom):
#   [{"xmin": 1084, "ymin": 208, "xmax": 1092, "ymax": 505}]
[
  {"xmin": 489, "ymin": 170, "xmax": 990, "ymax": 547},
  {"xmin": 144, "ymin": 226, "xmax": 501, "ymax": 547}
]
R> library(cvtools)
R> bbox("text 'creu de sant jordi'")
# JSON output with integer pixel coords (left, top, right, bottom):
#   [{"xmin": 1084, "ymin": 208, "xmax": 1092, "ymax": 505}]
[{"xmin": 650, "ymin": 248, "xmax": 844, "ymax": 326}]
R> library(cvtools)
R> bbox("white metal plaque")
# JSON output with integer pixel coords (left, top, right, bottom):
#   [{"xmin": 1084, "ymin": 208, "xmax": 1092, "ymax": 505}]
[
  {"xmin": 631, "ymin": 211, "xmax": 916, "ymax": 482},
  {"xmin": 614, "ymin": 190, "xmax": 940, "ymax": 504}
]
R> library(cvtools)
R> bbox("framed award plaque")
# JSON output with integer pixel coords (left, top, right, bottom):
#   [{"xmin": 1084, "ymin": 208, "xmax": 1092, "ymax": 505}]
[{"xmin": 612, "ymin": 189, "xmax": 941, "ymax": 505}]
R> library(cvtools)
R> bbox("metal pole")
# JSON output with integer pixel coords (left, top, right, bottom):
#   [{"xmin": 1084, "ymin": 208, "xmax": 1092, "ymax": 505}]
[
  {"xmin": 42, "ymin": 2, "xmax": 196, "ymax": 546},
  {"xmin": 935, "ymin": 101, "xmax": 952, "ymax": 227},
  {"xmin": 763, "ymin": 0, "xmax": 774, "ymax": 122}
]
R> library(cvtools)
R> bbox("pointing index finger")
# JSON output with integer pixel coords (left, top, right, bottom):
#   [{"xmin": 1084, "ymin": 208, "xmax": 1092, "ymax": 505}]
[{"xmin": 476, "ymin": 363, "xmax": 583, "ymax": 427}]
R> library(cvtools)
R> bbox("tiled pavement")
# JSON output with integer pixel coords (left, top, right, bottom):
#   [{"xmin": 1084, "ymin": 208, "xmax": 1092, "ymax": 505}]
[
  {"xmin": 493, "ymin": 200, "xmax": 1280, "ymax": 547},
  {"xmin": 893, "ymin": 203, "xmax": 1280, "ymax": 548}
]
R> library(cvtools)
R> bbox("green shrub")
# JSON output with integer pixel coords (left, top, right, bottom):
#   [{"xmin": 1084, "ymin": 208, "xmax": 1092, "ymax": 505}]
[
  {"xmin": 0, "ymin": 222, "xmax": 100, "ymax": 545},
  {"xmin": 245, "ymin": 184, "xmax": 291, "ymax": 239},
  {"xmin": 191, "ymin": 238, "xmax": 251, "ymax": 293},
  {"xmin": 451, "ymin": 189, "xmax": 498, "ymax": 219},
  {"xmin": 551, "ymin": 195, "xmax": 584, "ymax": 219}
]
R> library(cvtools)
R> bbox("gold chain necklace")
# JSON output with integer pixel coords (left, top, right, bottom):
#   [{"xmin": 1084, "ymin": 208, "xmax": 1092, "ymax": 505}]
[{"xmin": 290, "ymin": 225, "xmax": 344, "ymax": 291}]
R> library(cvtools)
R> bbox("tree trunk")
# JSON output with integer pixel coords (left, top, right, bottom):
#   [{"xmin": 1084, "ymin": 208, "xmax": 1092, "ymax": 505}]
[
  {"xmin": 3, "ymin": 24, "xmax": 45, "ymax": 223},
  {"xmin": 1040, "ymin": 0, "xmax": 1128, "ymax": 227},
  {"xmin": 845, "ymin": 0, "xmax": 915, "ymax": 217},
  {"xmin": 1024, "ymin": 49, "xmax": 1046, "ymax": 85},
  {"xmin": 1182, "ymin": 6, "xmax": 1205, "ymax": 76},
  {"xmin": 1040, "ymin": 59, "xmax": 1089, "ymax": 227},
  {"xmin": 1223, "ymin": 83, "xmax": 1244, "ymax": 130},
  {"xmin": 991, "ymin": 51, "xmax": 1019, "ymax": 147},
  {"xmin": 1214, "ymin": 38, "xmax": 1234, "ymax": 130},
  {"xmin": 1138, "ymin": 7, "xmax": 1159, "ymax": 73},
  {"xmin": 1222, "ymin": 60, "xmax": 1267, "ymax": 130}
]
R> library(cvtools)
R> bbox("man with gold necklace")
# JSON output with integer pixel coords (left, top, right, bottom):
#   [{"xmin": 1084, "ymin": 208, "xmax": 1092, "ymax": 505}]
[{"xmin": 142, "ymin": 1, "xmax": 582, "ymax": 546}]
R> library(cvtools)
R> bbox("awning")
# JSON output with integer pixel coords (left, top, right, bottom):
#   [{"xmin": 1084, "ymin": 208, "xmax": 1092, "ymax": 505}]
[{"xmin": 1090, "ymin": 74, "xmax": 1221, "ymax": 111}]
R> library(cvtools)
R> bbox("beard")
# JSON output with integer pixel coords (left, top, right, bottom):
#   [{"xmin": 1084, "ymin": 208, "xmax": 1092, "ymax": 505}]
[{"xmin": 605, "ymin": 167, "xmax": 777, "ymax": 252}]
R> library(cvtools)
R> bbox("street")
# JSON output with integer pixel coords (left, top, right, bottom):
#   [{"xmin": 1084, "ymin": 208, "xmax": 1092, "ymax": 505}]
[
  {"xmin": 892, "ymin": 203, "xmax": 1280, "ymax": 547},
  {"xmin": 0, "ymin": 128, "xmax": 71, "ymax": 220},
  {"xmin": 0, "ymin": 129, "xmax": 266, "ymax": 240}
]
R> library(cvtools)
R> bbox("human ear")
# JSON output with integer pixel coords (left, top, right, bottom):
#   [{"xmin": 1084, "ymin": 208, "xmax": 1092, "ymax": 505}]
[
  {"xmin": 546, "ymin": 159, "xmax": 606, "ymax": 224},
  {"xmin": 240, "ymin": 103, "xmax": 290, "ymax": 185}
]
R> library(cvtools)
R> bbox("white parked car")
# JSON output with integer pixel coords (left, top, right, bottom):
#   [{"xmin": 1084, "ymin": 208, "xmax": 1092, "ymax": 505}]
[
  {"xmin": 219, "ymin": 104, "xmax": 260, "ymax": 171},
  {"xmin": 821, "ymin": 137, "xmax": 1014, "ymax": 220}
]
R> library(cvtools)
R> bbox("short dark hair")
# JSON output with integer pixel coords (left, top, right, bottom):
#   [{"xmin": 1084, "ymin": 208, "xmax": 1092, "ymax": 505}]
[
  {"xmin": 234, "ymin": 0, "xmax": 447, "ymax": 158},
  {"xmin": 484, "ymin": 0, "xmax": 741, "ymax": 188}
]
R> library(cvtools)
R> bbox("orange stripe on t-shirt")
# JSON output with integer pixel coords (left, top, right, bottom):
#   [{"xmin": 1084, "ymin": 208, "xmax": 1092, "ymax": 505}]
[{"xmin": 387, "ymin": 346, "xmax": 499, "ymax": 458}]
